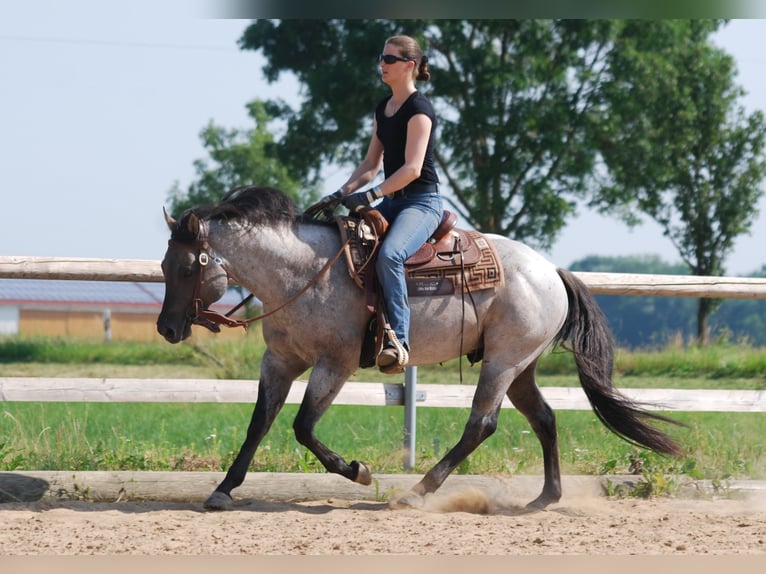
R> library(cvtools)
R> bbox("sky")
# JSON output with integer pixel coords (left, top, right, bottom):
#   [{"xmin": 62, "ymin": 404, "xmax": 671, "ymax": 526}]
[{"xmin": 2, "ymin": 9, "xmax": 766, "ymax": 276}]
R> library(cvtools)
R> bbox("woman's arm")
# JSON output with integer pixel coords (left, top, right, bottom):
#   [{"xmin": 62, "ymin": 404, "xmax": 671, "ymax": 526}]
[{"xmin": 338, "ymin": 119, "xmax": 384, "ymax": 195}]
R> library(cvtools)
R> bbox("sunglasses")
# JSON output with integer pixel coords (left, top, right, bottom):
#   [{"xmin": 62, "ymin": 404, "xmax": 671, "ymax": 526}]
[{"xmin": 379, "ymin": 53, "xmax": 411, "ymax": 65}]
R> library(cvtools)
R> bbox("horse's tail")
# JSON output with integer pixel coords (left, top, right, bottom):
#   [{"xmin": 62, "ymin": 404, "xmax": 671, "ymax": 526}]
[{"xmin": 552, "ymin": 268, "xmax": 683, "ymax": 456}]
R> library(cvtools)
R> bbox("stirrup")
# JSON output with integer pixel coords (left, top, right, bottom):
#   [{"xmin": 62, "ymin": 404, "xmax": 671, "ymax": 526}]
[{"xmin": 376, "ymin": 326, "xmax": 409, "ymax": 374}]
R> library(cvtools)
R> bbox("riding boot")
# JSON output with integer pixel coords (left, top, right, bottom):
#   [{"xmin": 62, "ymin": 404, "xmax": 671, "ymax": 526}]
[{"xmin": 376, "ymin": 325, "xmax": 409, "ymax": 374}]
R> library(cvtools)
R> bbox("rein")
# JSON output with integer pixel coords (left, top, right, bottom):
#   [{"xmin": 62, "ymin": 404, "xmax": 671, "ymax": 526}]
[{"xmin": 175, "ymin": 221, "xmax": 350, "ymax": 332}]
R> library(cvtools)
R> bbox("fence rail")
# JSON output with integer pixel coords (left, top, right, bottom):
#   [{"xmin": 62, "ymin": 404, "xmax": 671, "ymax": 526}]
[
  {"xmin": 3, "ymin": 256, "xmax": 766, "ymax": 298},
  {"xmin": 0, "ymin": 256, "xmax": 161, "ymax": 283},
  {"xmin": 1, "ymin": 377, "xmax": 763, "ymax": 412}
]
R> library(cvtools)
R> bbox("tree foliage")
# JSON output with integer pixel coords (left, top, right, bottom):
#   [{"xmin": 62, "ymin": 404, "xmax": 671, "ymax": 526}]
[
  {"xmin": 239, "ymin": 20, "xmax": 765, "ymax": 262},
  {"xmin": 166, "ymin": 100, "xmax": 309, "ymax": 217},
  {"xmin": 239, "ymin": 19, "xmax": 619, "ymax": 249},
  {"xmin": 596, "ymin": 20, "xmax": 766, "ymax": 342},
  {"xmin": 571, "ymin": 255, "xmax": 695, "ymax": 348}
]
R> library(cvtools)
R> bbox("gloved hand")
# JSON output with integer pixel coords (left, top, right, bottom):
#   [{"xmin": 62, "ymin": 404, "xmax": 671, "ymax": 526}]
[
  {"xmin": 341, "ymin": 186, "xmax": 384, "ymax": 213},
  {"xmin": 304, "ymin": 189, "xmax": 344, "ymax": 219}
]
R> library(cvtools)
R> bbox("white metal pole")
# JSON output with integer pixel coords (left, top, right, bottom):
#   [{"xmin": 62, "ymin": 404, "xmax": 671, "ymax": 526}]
[{"xmin": 403, "ymin": 365, "xmax": 417, "ymax": 470}]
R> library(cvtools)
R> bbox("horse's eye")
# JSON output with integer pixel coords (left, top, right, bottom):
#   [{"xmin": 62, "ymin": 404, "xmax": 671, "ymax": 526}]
[{"xmin": 181, "ymin": 265, "xmax": 194, "ymax": 278}]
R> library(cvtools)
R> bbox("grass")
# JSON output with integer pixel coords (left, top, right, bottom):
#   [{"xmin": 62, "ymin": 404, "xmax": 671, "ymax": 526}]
[
  {"xmin": 3, "ymin": 333, "xmax": 764, "ymax": 389},
  {"xmin": 1, "ymin": 333, "xmax": 764, "ymax": 493},
  {"xmin": 0, "ymin": 337, "xmax": 203, "ymax": 366},
  {"xmin": 2, "ymin": 402, "xmax": 763, "ymax": 483}
]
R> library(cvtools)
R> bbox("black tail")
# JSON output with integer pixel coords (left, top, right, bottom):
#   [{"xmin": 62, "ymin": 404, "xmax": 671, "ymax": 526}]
[{"xmin": 552, "ymin": 269, "xmax": 683, "ymax": 456}]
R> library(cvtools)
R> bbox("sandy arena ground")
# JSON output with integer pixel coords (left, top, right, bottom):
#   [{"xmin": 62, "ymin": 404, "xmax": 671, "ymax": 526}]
[{"xmin": 1, "ymin": 473, "xmax": 765, "ymax": 556}]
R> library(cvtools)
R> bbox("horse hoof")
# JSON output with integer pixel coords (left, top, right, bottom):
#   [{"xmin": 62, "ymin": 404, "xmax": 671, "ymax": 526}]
[
  {"xmin": 389, "ymin": 490, "xmax": 424, "ymax": 510},
  {"xmin": 203, "ymin": 491, "xmax": 233, "ymax": 511},
  {"xmin": 351, "ymin": 460, "xmax": 372, "ymax": 485},
  {"xmin": 525, "ymin": 494, "xmax": 559, "ymax": 511}
]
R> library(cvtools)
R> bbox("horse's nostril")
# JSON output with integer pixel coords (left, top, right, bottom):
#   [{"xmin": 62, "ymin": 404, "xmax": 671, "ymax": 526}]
[{"xmin": 157, "ymin": 322, "xmax": 174, "ymax": 341}]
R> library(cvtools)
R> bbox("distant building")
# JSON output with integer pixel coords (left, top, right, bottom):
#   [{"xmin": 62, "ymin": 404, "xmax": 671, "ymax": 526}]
[{"xmin": 0, "ymin": 279, "xmax": 254, "ymax": 342}]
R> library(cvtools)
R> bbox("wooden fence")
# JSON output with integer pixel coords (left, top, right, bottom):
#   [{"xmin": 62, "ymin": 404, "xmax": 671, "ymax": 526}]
[
  {"xmin": 2, "ymin": 255, "xmax": 765, "ymax": 415},
  {"xmin": 0, "ymin": 377, "xmax": 764, "ymax": 412},
  {"xmin": 3, "ymin": 255, "xmax": 766, "ymax": 298},
  {"xmin": 2, "ymin": 256, "xmax": 765, "ymax": 469}
]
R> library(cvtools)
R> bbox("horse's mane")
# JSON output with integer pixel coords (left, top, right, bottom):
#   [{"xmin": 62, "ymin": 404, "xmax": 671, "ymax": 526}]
[
  {"xmin": 214, "ymin": 185, "xmax": 298, "ymax": 224},
  {"xmin": 172, "ymin": 186, "xmax": 301, "ymax": 241}
]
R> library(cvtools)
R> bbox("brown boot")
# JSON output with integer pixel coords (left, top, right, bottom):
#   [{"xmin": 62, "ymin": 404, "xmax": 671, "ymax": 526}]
[{"xmin": 376, "ymin": 343, "xmax": 408, "ymax": 374}]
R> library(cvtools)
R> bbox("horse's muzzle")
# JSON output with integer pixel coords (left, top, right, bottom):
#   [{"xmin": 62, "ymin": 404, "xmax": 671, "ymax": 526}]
[{"xmin": 156, "ymin": 314, "xmax": 192, "ymax": 344}]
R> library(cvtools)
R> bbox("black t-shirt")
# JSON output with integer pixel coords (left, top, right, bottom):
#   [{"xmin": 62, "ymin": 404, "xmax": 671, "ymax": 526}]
[{"xmin": 375, "ymin": 91, "xmax": 439, "ymax": 186}]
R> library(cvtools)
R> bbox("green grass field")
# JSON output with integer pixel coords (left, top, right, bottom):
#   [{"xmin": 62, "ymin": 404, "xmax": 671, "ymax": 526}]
[{"xmin": 1, "ymin": 335, "xmax": 764, "ymax": 491}]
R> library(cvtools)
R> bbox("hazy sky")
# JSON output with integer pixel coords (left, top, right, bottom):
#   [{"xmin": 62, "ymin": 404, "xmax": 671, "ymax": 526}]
[{"xmin": 2, "ymin": 9, "xmax": 765, "ymax": 275}]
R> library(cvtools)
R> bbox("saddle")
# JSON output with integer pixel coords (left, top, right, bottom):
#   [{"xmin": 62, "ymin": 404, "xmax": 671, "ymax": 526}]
[
  {"xmin": 337, "ymin": 208, "xmax": 504, "ymax": 369},
  {"xmin": 337, "ymin": 207, "xmax": 504, "ymax": 299}
]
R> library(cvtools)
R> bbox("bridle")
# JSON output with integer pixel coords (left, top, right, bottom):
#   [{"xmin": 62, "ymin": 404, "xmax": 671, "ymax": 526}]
[{"xmin": 169, "ymin": 219, "xmax": 350, "ymax": 332}]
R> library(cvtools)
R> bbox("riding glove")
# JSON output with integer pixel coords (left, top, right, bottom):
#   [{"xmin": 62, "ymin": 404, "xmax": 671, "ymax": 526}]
[
  {"xmin": 341, "ymin": 186, "xmax": 384, "ymax": 212},
  {"xmin": 304, "ymin": 189, "xmax": 343, "ymax": 219}
]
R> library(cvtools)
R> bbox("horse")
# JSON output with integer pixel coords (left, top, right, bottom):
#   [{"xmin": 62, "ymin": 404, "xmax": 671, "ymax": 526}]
[{"xmin": 157, "ymin": 185, "xmax": 682, "ymax": 511}]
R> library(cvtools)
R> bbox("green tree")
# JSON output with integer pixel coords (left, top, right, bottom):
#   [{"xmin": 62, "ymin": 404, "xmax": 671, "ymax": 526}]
[
  {"xmin": 167, "ymin": 100, "xmax": 310, "ymax": 216},
  {"xmin": 596, "ymin": 20, "xmax": 766, "ymax": 344},
  {"xmin": 239, "ymin": 19, "xmax": 618, "ymax": 250}
]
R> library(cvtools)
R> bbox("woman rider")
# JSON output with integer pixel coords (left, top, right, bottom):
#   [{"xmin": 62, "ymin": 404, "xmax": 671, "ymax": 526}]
[{"xmin": 308, "ymin": 34, "xmax": 442, "ymax": 373}]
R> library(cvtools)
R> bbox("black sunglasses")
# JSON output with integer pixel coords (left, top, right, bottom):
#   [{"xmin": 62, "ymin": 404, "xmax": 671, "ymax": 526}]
[{"xmin": 379, "ymin": 53, "xmax": 411, "ymax": 65}]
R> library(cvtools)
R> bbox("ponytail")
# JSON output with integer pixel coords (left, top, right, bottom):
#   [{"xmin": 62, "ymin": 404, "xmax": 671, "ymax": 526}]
[{"xmin": 417, "ymin": 54, "xmax": 430, "ymax": 82}]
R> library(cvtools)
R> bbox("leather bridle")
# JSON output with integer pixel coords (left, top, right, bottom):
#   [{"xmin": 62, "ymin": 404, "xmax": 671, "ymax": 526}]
[{"xmin": 168, "ymin": 219, "xmax": 350, "ymax": 332}]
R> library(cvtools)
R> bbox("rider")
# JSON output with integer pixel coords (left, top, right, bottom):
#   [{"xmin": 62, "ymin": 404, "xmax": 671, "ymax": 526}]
[{"xmin": 309, "ymin": 34, "xmax": 442, "ymax": 373}]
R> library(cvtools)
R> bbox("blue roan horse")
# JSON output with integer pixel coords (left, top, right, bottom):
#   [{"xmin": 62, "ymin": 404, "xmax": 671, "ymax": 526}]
[{"xmin": 157, "ymin": 185, "xmax": 681, "ymax": 510}]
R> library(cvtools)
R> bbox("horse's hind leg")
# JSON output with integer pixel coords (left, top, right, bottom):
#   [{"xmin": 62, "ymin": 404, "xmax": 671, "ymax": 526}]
[
  {"xmin": 401, "ymin": 408, "xmax": 501, "ymax": 505},
  {"xmin": 507, "ymin": 360, "xmax": 562, "ymax": 509},
  {"xmin": 399, "ymin": 366, "xmax": 509, "ymax": 505}
]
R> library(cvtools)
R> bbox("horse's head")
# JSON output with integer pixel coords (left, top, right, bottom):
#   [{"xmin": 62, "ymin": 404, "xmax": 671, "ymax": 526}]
[{"xmin": 157, "ymin": 208, "xmax": 229, "ymax": 344}]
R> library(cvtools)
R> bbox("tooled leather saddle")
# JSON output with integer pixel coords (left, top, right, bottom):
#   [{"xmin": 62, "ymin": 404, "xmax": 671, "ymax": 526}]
[
  {"xmin": 337, "ymin": 207, "xmax": 504, "ymax": 306},
  {"xmin": 336, "ymin": 208, "xmax": 504, "ymax": 369}
]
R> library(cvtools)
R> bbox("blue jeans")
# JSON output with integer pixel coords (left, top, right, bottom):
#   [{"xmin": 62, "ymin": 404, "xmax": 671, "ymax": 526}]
[{"xmin": 376, "ymin": 190, "xmax": 442, "ymax": 350}]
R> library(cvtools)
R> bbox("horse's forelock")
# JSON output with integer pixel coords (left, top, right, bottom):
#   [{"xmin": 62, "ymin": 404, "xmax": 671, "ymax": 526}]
[{"xmin": 170, "ymin": 210, "xmax": 205, "ymax": 243}]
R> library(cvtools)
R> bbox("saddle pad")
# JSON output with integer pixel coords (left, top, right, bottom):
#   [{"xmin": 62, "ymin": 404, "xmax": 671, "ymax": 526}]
[{"xmin": 406, "ymin": 230, "xmax": 504, "ymax": 296}]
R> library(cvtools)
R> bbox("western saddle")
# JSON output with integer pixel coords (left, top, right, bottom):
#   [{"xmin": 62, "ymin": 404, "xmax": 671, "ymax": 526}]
[
  {"xmin": 337, "ymin": 207, "xmax": 503, "ymax": 371},
  {"xmin": 337, "ymin": 207, "xmax": 488, "ymax": 295}
]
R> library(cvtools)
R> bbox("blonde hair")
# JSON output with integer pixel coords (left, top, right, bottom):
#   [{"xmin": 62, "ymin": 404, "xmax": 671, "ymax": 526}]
[{"xmin": 385, "ymin": 35, "xmax": 430, "ymax": 82}]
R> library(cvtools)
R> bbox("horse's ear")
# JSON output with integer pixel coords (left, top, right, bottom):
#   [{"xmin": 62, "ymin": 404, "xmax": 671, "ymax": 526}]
[
  {"xmin": 163, "ymin": 207, "xmax": 177, "ymax": 231},
  {"xmin": 187, "ymin": 212, "xmax": 201, "ymax": 237}
]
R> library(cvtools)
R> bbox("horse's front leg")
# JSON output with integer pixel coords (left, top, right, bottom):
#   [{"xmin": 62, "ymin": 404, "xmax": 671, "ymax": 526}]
[
  {"xmin": 204, "ymin": 351, "xmax": 306, "ymax": 510},
  {"xmin": 292, "ymin": 365, "xmax": 371, "ymax": 485}
]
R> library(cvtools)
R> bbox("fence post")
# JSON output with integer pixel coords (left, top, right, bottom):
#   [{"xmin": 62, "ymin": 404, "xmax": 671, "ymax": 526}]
[
  {"xmin": 103, "ymin": 308, "xmax": 112, "ymax": 343},
  {"xmin": 403, "ymin": 366, "xmax": 417, "ymax": 470}
]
